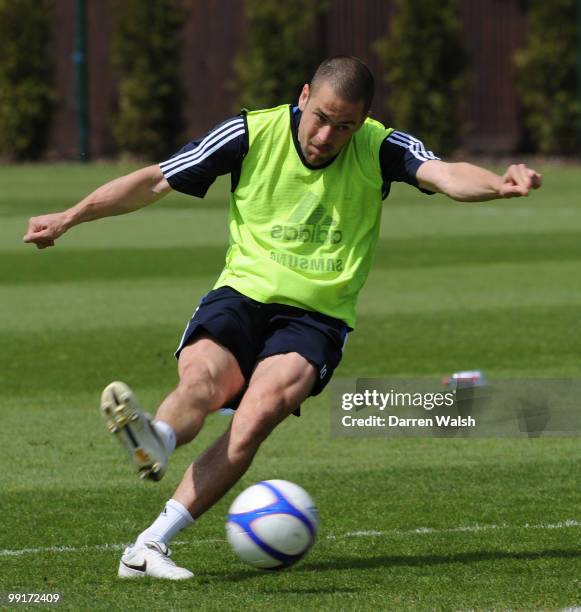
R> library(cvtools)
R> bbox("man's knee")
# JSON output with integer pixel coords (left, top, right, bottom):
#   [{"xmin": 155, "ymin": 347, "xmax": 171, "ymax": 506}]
[
  {"xmin": 177, "ymin": 361, "xmax": 228, "ymax": 412},
  {"xmin": 176, "ymin": 339, "xmax": 245, "ymax": 412},
  {"xmin": 177, "ymin": 365, "xmax": 224, "ymax": 412},
  {"xmin": 228, "ymin": 418, "xmax": 271, "ymax": 463},
  {"xmin": 228, "ymin": 390, "xmax": 296, "ymax": 459}
]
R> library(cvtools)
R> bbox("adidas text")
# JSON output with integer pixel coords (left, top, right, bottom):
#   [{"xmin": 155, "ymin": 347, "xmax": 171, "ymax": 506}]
[{"xmin": 271, "ymin": 224, "xmax": 343, "ymax": 245}]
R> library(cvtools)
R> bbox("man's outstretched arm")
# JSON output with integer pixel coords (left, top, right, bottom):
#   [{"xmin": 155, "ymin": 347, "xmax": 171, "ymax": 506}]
[
  {"xmin": 416, "ymin": 160, "xmax": 542, "ymax": 202},
  {"xmin": 23, "ymin": 164, "xmax": 171, "ymax": 249}
]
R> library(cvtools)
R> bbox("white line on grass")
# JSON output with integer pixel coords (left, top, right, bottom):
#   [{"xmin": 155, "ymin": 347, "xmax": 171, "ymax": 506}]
[
  {"xmin": 0, "ymin": 543, "xmax": 130, "ymax": 557},
  {"xmin": 334, "ymin": 519, "xmax": 581, "ymax": 539},
  {"xmin": 0, "ymin": 539, "xmax": 224, "ymax": 558},
  {"xmin": 1, "ymin": 520, "xmax": 579, "ymax": 557}
]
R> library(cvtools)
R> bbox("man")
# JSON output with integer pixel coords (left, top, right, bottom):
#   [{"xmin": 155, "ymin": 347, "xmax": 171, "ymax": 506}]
[{"xmin": 23, "ymin": 56, "xmax": 542, "ymax": 579}]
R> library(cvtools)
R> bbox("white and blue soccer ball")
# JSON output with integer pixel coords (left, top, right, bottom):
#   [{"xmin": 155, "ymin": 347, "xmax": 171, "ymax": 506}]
[{"xmin": 226, "ymin": 479, "xmax": 318, "ymax": 570}]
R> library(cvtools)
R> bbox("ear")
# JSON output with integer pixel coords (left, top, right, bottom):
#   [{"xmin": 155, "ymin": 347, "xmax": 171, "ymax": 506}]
[{"xmin": 298, "ymin": 84, "xmax": 310, "ymax": 111}]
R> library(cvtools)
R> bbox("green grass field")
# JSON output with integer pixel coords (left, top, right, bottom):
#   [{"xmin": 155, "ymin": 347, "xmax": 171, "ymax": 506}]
[{"xmin": 1, "ymin": 163, "xmax": 580, "ymax": 611}]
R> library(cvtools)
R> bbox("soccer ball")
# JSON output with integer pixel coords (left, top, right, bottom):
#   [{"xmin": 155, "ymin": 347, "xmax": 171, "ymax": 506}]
[{"xmin": 226, "ymin": 479, "xmax": 318, "ymax": 570}]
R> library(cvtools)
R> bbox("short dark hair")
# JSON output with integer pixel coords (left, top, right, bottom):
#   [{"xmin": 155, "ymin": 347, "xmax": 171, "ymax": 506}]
[{"xmin": 310, "ymin": 55, "xmax": 375, "ymax": 114}]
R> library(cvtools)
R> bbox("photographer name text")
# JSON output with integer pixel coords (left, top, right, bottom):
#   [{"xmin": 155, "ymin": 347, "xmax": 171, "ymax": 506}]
[{"xmin": 341, "ymin": 414, "xmax": 476, "ymax": 428}]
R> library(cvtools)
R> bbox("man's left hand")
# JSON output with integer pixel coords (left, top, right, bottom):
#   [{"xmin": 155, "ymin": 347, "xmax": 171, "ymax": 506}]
[{"xmin": 499, "ymin": 164, "xmax": 542, "ymax": 198}]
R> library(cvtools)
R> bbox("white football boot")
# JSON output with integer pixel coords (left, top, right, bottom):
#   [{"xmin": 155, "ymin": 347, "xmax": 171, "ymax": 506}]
[
  {"xmin": 100, "ymin": 381, "xmax": 167, "ymax": 481},
  {"xmin": 118, "ymin": 541, "xmax": 193, "ymax": 580}
]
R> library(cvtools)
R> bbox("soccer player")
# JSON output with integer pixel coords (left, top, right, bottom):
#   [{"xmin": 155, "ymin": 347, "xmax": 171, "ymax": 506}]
[{"xmin": 23, "ymin": 56, "xmax": 542, "ymax": 579}]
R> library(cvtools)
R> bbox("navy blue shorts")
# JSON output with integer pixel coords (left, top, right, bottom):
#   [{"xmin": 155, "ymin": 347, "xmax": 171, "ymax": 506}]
[{"xmin": 175, "ymin": 286, "xmax": 349, "ymax": 404}]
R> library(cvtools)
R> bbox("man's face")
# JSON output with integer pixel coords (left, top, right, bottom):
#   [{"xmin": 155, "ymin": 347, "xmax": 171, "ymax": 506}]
[{"xmin": 297, "ymin": 81, "xmax": 366, "ymax": 166}]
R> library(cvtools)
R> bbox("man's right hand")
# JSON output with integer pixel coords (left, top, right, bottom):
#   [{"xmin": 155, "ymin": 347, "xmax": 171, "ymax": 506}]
[
  {"xmin": 23, "ymin": 212, "xmax": 70, "ymax": 249},
  {"xmin": 23, "ymin": 166, "xmax": 171, "ymax": 250}
]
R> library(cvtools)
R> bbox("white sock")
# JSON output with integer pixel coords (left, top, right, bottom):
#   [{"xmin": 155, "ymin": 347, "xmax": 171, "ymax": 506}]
[
  {"xmin": 135, "ymin": 499, "xmax": 194, "ymax": 547},
  {"xmin": 153, "ymin": 420, "xmax": 176, "ymax": 455}
]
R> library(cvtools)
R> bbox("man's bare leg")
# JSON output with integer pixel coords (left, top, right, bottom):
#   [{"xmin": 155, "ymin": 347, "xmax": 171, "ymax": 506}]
[
  {"xmin": 116, "ymin": 336, "xmax": 248, "ymax": 579},
  {"xmin": 119, "ymin": 352, "xmax": 315, "ymax": 578},
  {"xmin": 172, "ymin": 352, "xmax": 317, "ymax": 518},
  {"xmin": 100, "ymin": 334, "xmax": 245, "ymax": 480},
  {"xmin": 155, "ymin": 335, "xmax": 246, "ymax": 446}
]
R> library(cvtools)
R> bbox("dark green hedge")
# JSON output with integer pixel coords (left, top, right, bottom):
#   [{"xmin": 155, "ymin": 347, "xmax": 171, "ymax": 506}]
[
  {"xmin": 111, "ymin": 0, "xmax": 184, "ymax": 160},
  {"xmin": 514, "ymin": 0, "xmax": 581, "ymax": 155},
  {"xmin": 375, "ymin": 0, "xmax": 466, "ymax": 155},
  {"xmin": 232, "ymin": 0, "xmax": 328, "ymax": 111},
  {"xmin": 0, "ymin": 0, "xmax": 54, "ymax": 160}
]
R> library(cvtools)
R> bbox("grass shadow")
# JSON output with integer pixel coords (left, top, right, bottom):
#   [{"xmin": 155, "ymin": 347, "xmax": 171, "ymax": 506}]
[{"xmin": 203, "ymin": 548, "xmax": 581, "ymax": 583}]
